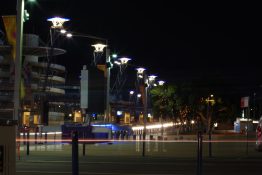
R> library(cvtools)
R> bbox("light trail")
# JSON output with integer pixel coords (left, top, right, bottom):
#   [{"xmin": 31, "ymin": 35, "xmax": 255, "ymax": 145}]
[{"xmin": 15, "ymin": 138, "xmax": 258, "ymax": 143}]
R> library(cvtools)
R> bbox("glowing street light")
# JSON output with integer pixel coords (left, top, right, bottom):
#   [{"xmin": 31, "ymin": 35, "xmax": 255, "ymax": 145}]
[
  {"xmin": 60, "ymin": 29, "xmax": 67, "ymax": 34},
  {"xmin": 66, "ymin": 33, "xmax": 73, "ymax": 38},
  {"xmin": 136, "ymin": 67, "xmax": 146, "ymax": 75},
  {"xmin": 148, "ymin": 75, "xmax": 157, "ymax": 82},
  {"xmin": 91, "ymin": 43, "xmax": 107, "ymax": 53},
  {"xmin": 47, "ymin": 17, "xmax": 70, "ymax": 29},
  {"xmin": 158, "ymin": 80, "xmax": 165, "ymax": 86},
  {"xmin": 119, "ymin": 57, "xmax": 131, "ymax": 64}
]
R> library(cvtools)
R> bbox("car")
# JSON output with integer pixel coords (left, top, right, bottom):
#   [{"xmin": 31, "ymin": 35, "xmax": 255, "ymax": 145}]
[{"xmin": 256, "ymin": 116, "xmax": 262, "ymax": 151}]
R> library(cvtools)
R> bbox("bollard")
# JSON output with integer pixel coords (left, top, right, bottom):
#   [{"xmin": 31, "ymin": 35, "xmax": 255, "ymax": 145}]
[
  {"xmin": 83, "ymin": 143, "xmax": 86, "ymax": 156},
  {"xmin": 35, "ymin": 132, "xmax": 37, "ymax": 144},
  {"xmin": 45, "ymin": 132, "xmax": 47, "ymax": 144},
  {"xmin": 17, "ymin": 142, "xmax": 21, "ymax": 160},
  {"xmin": 26, "ymin": 130, "xmax": 30, "ymax": 155},
  {"xmin": 83, "ymin": 133, "xmax": 86, "ymax": 156},
  {"xmin": 23, "ymin": 132, "xmax": 26, "ymax": 145},
  {"xmin": 208, "ymin": 131, "xmax": 212, "ymax": 157},
  {"xmin": 54, "ymin": 132, "xmax": 56, "ymax": 144},
  {"xmin": 197, "ymin": 131, "xmax": 202, "ymax": 175},
  {"xmin": 72, "ymin": 131, "xmax": 79, "ymax": 175},
  {"xmin": 142, "ymin": 131, "xmax": 146, "ymax": 157}
]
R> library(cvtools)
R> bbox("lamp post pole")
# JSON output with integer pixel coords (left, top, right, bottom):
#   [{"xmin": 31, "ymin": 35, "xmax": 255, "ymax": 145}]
[
  {"xmin": 91, "ymin": 42, "xmax": 110, "ymax": 123},
  {"xmin": 136, "ymin": 67, "xmax": 147, "ymax": 157},
  {"xmin": 105, "ymin": 47, "xmax": 111, "ymax": 122},
  {"xmin": 14, "ymin": 0, "xmax": 24, "ymax": 123},
  {"xmin": 206, "ymin": 94, "xmax": 214, "ymax": 158},
  {"xmin": 142, "ymin": 80, "xmax": 148, "ymax": 157}
]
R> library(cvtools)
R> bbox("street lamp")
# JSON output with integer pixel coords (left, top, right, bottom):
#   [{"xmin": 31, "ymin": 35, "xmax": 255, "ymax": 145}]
[
  {"xmin": 91, "ymin": 43, "xmax": 111, "ymax": 122},
  {"xmin": 206, "ymin": 94, "xmax": 215, "ymax": 157},
  {"xmin": 158, "ymin": 80, "xmax": 165, "ymax": 86},
  {"xmin": 39, "ymin": 16, "xmax": 69, "ymax": 125},
  {"xmin": 136, "ymin": 67, "xmax": 154, "ymax": 157},
  {"xmin": 92, "ymin": 43, "xmax": 107, "ymax": 52},
  {"xmin": 63, "ymin": 31, "xmax": 111, "ymax": 123},
  {"xmin": 110, "ymin": 57, "xmax": 131, "ymax": 105},
  {"xmin": 47, "ymin": 17, "xmax": 69, "ymax": 29},
  {"xmin": 129, "ymin": 90, "xmax": 135, "ymax": 121}
]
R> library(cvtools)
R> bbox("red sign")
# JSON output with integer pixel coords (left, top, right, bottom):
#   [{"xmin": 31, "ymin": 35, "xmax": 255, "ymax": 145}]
[{"xmin": 240, "ymin": 96, "xmax": 249, "ymax": 108}]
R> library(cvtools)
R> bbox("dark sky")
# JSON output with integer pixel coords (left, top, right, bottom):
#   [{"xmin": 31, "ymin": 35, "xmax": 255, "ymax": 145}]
[{"xmin": 1, "ymin": 0, "xmax": 261, "ymax": 95}]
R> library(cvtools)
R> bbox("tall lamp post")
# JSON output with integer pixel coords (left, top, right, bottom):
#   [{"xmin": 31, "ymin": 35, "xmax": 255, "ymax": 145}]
[
  {"xmin": 136, "ymin": 67, "xmax": 154, "ymax": 157},
  {"xmin": 14, "ymin": 0, "xmax": 25, "ymax": 124},
  {"xmin": 91, "ymin": 43, "xmax": 111, "ymax": 122},
  {"xmin": 66, "ymin": 33, "xmax": 110, "ymax": 123},
  {"xmin": 40, "ymin": 17, "xmax": 69, "ymax": 125},
  {"xmin": 157, "ymin": 80, "xmax": 165, "ymax": 138},
  {"xmin": 206, "ymin": 94, "xmax": 215, "ymax": 157},
  {"xmin": 46, "ymin": 17, "xmax": 69, "ymax": 91},
  {"xmin": 112, "ymin": 57, "xmax": 131, "ymax": 100}
]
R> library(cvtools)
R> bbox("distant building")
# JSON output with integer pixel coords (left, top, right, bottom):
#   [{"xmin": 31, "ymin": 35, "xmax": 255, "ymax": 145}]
[{"xmin": 0, "ymin": 34, "xmax": 66, "ymax": 131}]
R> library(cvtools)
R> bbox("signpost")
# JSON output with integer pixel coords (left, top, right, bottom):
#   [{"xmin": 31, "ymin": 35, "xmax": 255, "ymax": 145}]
[{"xmin": 241, "ymin": 96, "xmax": 250, "ymax": 155}]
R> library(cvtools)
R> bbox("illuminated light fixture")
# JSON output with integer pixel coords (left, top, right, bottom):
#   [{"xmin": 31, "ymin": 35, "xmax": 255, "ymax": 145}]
[
  {"xmin": 137, "ymin": 94, "xmax": 141, "ymax": 98},
  {"xmin": 66, "ymin": 33, "xmax": 72, "ymax": 38},
  {"xmin": 132, "ymin": 126, "xmax": 144, "ymax": 130},
  {"xmin": 153, "ymin": 83, "xmax": 157, "ymax": 87},
  {"xmin": 138, "ymin": 75, "xmax": 143, "ymax": 79},
  {"xmin": 148, "ymin": 75, "xmax": 157, "ymax": 82},
  {"xmin": 47, "ymin": 17, "xmax": 70, "ymax": 29},
  {"xmin": 92, "ymin": 124, "xmax": 112, "ymax": 127},
  {"xmin": 158, "ymin": 80, "xmax": 165, "ymax": 86},
  {"xmin": 136, "ymin": 67, "xmax": 146, "ymax": 74},
  {"xmin": 60, "ymin": 29, "xmax": 66, "ymax": 34},
  {"xmin": 92, "ymin": 43, "xmax": 107, "ymax": 53},
  {"xmin": 214, "ymin": 122, "xmax": 218, "ymax": 127},
  {"xmin": 117, "ymin": 111, "xmax": 123, "ymax": 116},
  {"xmin": 129, "ymin": 90, "xmax": 134, "ymax": 95},
  {"xmin": 112, "ymin": 54, "xmax": 118, "ymax": 59},
  {"xmin": 132, "ymin": 123, "xmax": 175, "ymax": 131},
  {"xmin": 114, "ymin": 60, "xmax": 121, "ymax": 65},
  {"xmin": 69, "ymin": 114, "xmax": 72, "ymax": 117},
  {"xmin": 163, "ymin": 122, "xmax": 173, "ymax": 128},
  {"xmin": 119, "ymin": 57, "xmax": 131, "ymax": 64},
  {"xmin": 191, "ymin": 120, "xmax": 195, "ymax": 124}
]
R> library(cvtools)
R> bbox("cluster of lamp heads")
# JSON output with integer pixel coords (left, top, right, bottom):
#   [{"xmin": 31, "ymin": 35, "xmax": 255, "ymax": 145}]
[{"xmin": 47, "ymin": 17, "xmax": 166, "ymax": 86}]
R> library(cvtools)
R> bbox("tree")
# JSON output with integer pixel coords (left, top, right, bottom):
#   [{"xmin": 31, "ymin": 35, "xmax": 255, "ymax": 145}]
[{"xmin": 150, "ymin": 85, "xmax": 176, "ymax": 121}]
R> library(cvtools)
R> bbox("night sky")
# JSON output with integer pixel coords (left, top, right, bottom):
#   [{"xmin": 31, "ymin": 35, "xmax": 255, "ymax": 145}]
[{"xmin": 1, "ymin": 0, "xmax": 261, "ymax": 96}]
